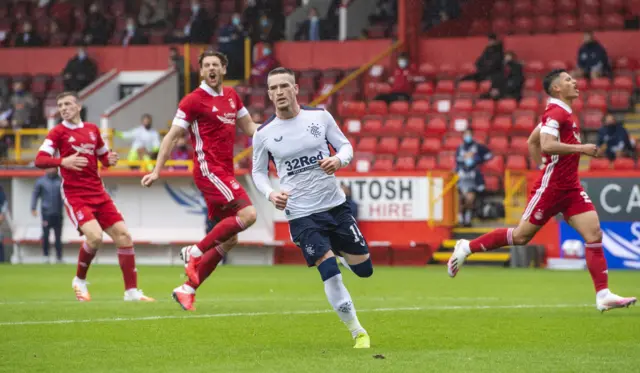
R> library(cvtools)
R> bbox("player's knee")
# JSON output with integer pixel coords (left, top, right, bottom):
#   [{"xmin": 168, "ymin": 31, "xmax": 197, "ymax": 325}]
[
  {"xmin": 512, "ymin": 230, "xmax": 533, "ymax": 246},
  {"xmin": 350, "ymin": 258, "xmax": 373, "ymax": 278},
  {"xmin": 317, "ymin": 256, "xmax": 340, "ymax": 281},
  {"xmin": 84, "ymin": 231, "xmax": 103, "ymax": 250},
  {"xmin": 238, "ymin": 206, "xmax": 257, "ymax": 228},
  {"xmin": 586, "ymin": 226, "xmax": 603, "ymax": 243},
  {"xmin": 224, "ymin": 235, "xmax": 238, "ymax": 250}
]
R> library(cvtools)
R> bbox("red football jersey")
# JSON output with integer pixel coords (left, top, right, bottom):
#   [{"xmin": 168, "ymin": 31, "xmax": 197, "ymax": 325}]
[
  {"xmin": 538, "ymin": 97, "xmax": 582, "ymax": 190},
  {"xmin": 38, "ymin": 120, "xmax": 109, "ymax": 197},
  {"xmin": 172, "ymin": 82, "xmax": 249, "ymax": 177}
]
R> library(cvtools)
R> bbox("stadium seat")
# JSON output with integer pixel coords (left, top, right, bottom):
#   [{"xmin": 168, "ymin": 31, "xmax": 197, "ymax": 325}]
[
  {"xmin": 590, "ymin": 77, "xmax": 611, "ymax": 91},
  {"xmin": 405, "ymin": 117, "xmax": 426, "ymax": 135},
  {"xmin": 469, "ymin": 19, "xmax": 491, "ymax": 35},
  {"xmin": 437, "ymin": 154, "xmax": 456, "ymax": 170},
  {"xmin": 452, "ymin": 99, "xmax": 473, "ymax": 113},
  {"xmin": 410, "ymin": 100, "xmax": 431, "ymax": 115},
  {"xmin": 519, "ymin": 97, "xmax": 540, "ymax": 112},
  {"xmin": 435, "ymin": 80, "xmax": 455, "ymax": 94},
  {"xmin": 629, "ymin": 0, "xmax": 640, "ymax": 15},
  {"xmin": 580, "ymin": 0, "xmax": 600, "ymax": 13},
  {"xmin": 483, "ymin": 156, "xmax": 505, "ymax": 174},
  {"xmin": 586, "ymin": 94, "xmax": 607, "ymax": 112},
  {"xmin": 556, "ymin": 15, "xmax": 579, "ymax": 32},
  {"xmin": 457, "ymin": 81, "xmax": 477, "ymax": 94},
  {"xmin": 383, "ymin": 118, "xmax": 404, "ymax": 134},
  {"xmin": 609, "ymin": 91, "xmax": 631, "ymax": 111},
  {"xmin": 474, "ymin": 99, "xmax": 495, "ymax": 115},
  {"xmin": 613, "ymin": 158, "xmax": 635, "ymax": 170},
  {"xmin": 525, "ymin": 60, "xmax": 545, "ymax": 75},
  {"xmin": 510, "ymin": 136, "xmax": 529, "ymax": 155},
  {"xmin": 367, "ymin": 100, "xmax": 388, "ymax": 116},
  {"xmin": 524, "ymin": 77, "xmax": 542, "ymax": 92},
  {"xmin": 513, "ymin": 115, "xmax": 536, "ymax": 134},
  {"xmin": 427, "ymin": 117, "xmax": 448, "ymax": 135},
  {"xmin": 414, "ymin": 82, "xmax": 434, "ymax": 97},
  {"xmin": 479, "ymin": 80, "xmax": 492, "ymax": 92},
  {"xmin": 589, "ymin": 158, "xmax": 611, "ymax": 170},
  {"xmin": 438, "ymin": 64, "xmax": 457, "ymax": 79},
  {"xmin": 513, "ymin": 17, "xmax": 533, "ymax": 34},
  {"xmin": 548, "ymin": 60, "xmax": 569, "ymax": 71},
  {"xmin": 506, "ymin": 155, "xmax": 528, "ymax": 170},
  {"xmin": 583, "ymin": 110, "xmax": 604, "ymax": 129},
  {"xmin": 339, "ymin": 101, "xmax": 366, "ymax": 117},
  {"xmin": 460, "ymin": 63, "xmax": 476, "ymax": 75},
  {"xmin": 419, "ymin": 63, "xmax": 437, "ymax": 78},
  {"xmin": 395, "ymin": 156, "xmax": 416, "ymax": 171},
  {"xmin": 484, "ymin": 175, "xmax": 501, "ymax": 193},
  {"xmin": 416, "ymin": 156, "xmax": 436, "ymax": 170},
  {"xmin": 471, "ymin": 116, "xmax": 491, "ymax": 133},
  {"xmin": 557, "ymin": 0, "xmax": 578, "ymax": 13},
  {"xmin": 488, "ymin": 136, "xmax": 509, "ymax": 154},
  {"xmin": 442, "ymin": 136, "xmax": 462, "ymax": 152},
  {"xmin": 602, "ymin": 13, "xmax": 624, "ymax": 29},
  {"xmin": 612, "ymin": 76, "xmax": 634, "ymax": 92},
  {"xmin": 496, "ymin": 99, "xmax": 517, "ymax": 114},
  {"xmin": 373, "ymin": 158, "xmax": 394, "ymax": 171},
  {"xmin": 601, "ymin": 0, "xmax": 625, "ymax": 13},
  {"xmin": 357, "ymin": 137, "xmax": 377, "ymax": 153},
  {"xmin": 492, "ymin": 18, "xmax": 512, "ymax": 34},
  {"xmin": 613, "ymin": 57, "xmax": 637, "ymax": 75},
  {"xmin": 534, "ymin": 16, "xmax": 556, "ymax": 34},
  {"xmin": 576, "ymin": 78, "xmax": 589, "ymax": 91},
  {"xmin": 580, "ymin": 12, "xmax": 601, "ymax": 30},
  {"xmin": 343, "ymin": 119, "xmax": 362, "ymax": 135},
  {"xmin": 398, "ymin": 137, "xmax": 420, "ymax": 154},
  {"xmin": 389, "ymin": 101, "xmax": 410, "ymax": 116},
  {"xmin": 572, "ymin": 97, "xmax": 584, "ymax": 112},
  {"xmin": 362, "ymin": 118, "xmax": 384, "ymax": 135},
  {"xmin": 378, "ymin": 137, "xmax": 400, "ymax": 155},
  {"xmin": 420, "ymin": 136, "xmax": 444, "ymax": 154},
  {"xmin": 533, "ymin": 0, "xmax": 555, "ymax": 15},
  {"xmin": 493, "ymin": 0, "xmax": 512, "ymax": 15},
  {"xmin": 492, "ymin": 116, "xmax": 513, "ymax": 132}
]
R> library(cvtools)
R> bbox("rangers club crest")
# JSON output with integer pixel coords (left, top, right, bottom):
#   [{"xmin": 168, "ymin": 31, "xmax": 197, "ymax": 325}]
[
  {"xmin": 228, "ymin": 98, "xmax": 236, "ymax": 109},
  {"xmin": 307, "ymin": 123, "xmax": 321, "ymax": 138}
]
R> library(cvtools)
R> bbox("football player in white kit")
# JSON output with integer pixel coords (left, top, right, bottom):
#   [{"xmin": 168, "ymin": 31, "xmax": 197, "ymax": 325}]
[{"xmin": 252, "ymin": 67, "xmax": 372, "ymax": 349}]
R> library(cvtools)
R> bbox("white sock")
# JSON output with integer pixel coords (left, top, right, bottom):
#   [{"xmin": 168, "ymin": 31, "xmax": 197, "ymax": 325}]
[
  {"xmin": 324, "ymin": 273, "xmax": 365, "ymax": 338},
  {"xmin": 181, "ymin": 284, "xmax": 196, "ymax": 294},
  {"xmin": 189, "ymin": 245, "xmax": 203, "ymax": 258},
  {"xmin": 596, "ymin": 288, "xmax": 610, "ymax": 299}
]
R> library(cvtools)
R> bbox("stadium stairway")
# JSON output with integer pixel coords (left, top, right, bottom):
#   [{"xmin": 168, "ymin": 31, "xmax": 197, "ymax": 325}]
[{"xmin": 429, "ymin": 226, "xmax": 512, "ymax": 266}]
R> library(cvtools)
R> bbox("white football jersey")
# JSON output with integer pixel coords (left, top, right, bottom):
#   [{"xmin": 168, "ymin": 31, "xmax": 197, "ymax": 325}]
[{"xmin": 252, "ymin": 106, "xmax": 353, "ymax": 220}]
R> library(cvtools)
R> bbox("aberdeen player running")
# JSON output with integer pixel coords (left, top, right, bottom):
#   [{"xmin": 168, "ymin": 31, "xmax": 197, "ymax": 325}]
[
  {"xmin": 447, "ymin": 70, "xmax": 636, "ymax": 312},
  {"xmin": 141, "ymin": 50, "xmax": 258, "ymax": 311},
  {"xmin": 35, "ymin": 92, "xmax": 154, "ymax": 302}
]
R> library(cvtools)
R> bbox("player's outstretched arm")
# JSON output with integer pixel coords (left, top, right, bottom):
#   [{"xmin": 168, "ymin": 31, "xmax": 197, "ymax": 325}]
[
  {"xmin": 141, "ymin": 125, "xmax": 186, "ymax": 187},
  {"xmin": 528, "ymin": 125, "xmax": 543, "ymax": 167}
]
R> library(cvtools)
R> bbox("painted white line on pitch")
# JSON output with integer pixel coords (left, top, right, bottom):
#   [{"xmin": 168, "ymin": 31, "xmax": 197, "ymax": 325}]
[{"xmin": 0, "ymin": 303, "xmax": 591, "ymax": 327}]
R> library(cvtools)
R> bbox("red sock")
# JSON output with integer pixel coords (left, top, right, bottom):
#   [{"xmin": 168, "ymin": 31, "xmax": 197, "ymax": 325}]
[
  {"xmin": 186, "ymin": 245, "xmax": 225, "ymax": 290},
  {"xmin": 585, "ymin": 241, "xmax": 608, "ymax": 292},
  {"xmin": 469, "ymin": 228, "xmax": 514, "ymax": 253},
  {"xmin": 196, "ymin": 216, "xmax": 245, "ymax": 253},
  {"xmin": 117, "ymin": 247, "xmax": 137, "ymax": 290},
  {"xmin": 76, "ymin": 242, "xmax": 97, "ymax": 280}
]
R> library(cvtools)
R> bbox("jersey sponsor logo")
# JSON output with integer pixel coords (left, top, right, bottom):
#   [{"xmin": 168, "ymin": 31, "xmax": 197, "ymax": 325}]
[
  {"xmin": 307, "ymin": 123, "xmax": 321, "ymax": 138},
  {"xmin": 176, "ymin": 109, "xmax": 187, "ymax": 119},
  {"xmin": 71, "ymin": 143, "xmax": 96, "ymax": 155},
  {"xmin": 285, "ymin": 151, "xmax": 325, "ymax": 176},
  {"xmin": 217, "ymin": 112, "xmax": 237, "ymax": 125}
]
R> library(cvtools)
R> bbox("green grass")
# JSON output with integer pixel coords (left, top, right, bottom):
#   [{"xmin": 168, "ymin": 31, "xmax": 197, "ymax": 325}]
[{"xmin": 0, "ymin": 264, "xmax": 639, "ymax": 373}]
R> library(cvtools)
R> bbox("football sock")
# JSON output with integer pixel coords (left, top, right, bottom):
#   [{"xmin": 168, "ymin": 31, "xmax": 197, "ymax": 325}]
[
  {"xmin": 319, "ymin": 258, "xmax": 366, "ymax": 338},
  {"xmin": 469, "ymin": 228, "xmax": 513, "ymax": 253},
  {"xmin": 186, "ymin": 245, "xmax": 225, "ymax": 290},
  {"xmin": 76, "ymin": 242, "xmax": 97, "ymax": 280},
  {"xmin": 585, "ymin": 241, "xmax": 609, "ymax": 293},
  {"xmin": 117, "ymin": 247, "xmax": 137, "ymax": 290},
  {"xmin": 193, "ymin": 216, "xmax": 245, "ymax": 256}
]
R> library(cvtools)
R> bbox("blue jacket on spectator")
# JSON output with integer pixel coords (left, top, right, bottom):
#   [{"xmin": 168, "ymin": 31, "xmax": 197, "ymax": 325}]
[
  {"xmin": 31, "ymin": 172, "xmax": 63, "ymax": 217},
  {"xmin": 597, "ymin": 122, "xmax": 635, "ymax": 160},
  {"xmin": 455, "ymin": 136, "xmax": 493, "ymax": 193},
  {"xmin": 577, "ymin": 39, "xmax": 611, "ymax": 76}
]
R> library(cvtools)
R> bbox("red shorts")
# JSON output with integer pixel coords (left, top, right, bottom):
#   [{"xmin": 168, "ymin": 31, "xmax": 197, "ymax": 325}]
[
  {"xmin": 63, "ymin": 193, "xmax": 124, "ymax": 233},
  {"xmin": 194, "ymin": 173, "xmax": 252, "ymax": 221},
  {"xmin": 522, "ymin": 186, "xmax": 595, "ymax": 225}
]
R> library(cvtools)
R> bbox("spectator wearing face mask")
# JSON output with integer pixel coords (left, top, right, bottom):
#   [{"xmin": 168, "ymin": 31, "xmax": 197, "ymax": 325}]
[
  {"xmin": 254, "ymin": 13, "xmax": 278, "ymax": 43},
  {"xmin": 295, "ymin": 7, "xmax": 325, "ymax": 41},
  {"xmin": 62, "ymin": 47, "xmax": 98, "ymax": 92},
  {"xmin": 597, "ymin": 113, "xmax": 636, "ymax": 161},
  {"xmin": 374, "ymin": 52, "xmax": 421, "ymax": 104},
  {"xmin": 14, "ymin": 21, "xmax": 44, "ymax": 47},
  {"xmin": 218, "ymin": 13, "xmax": 247, "ymax": 80},
  {"xmin": 455, "ymin": 129, "xmax": 493, "ymax": 227},
  {"xmin": 119, "ymin": 17, "xmax": 148, "ymax": 46},
  {"xmin": 167, "ymin": 0, "xmax": 210, "ymax": 44},
  {"xmin": 115, "ymin": 113, "xmax": 161, "ymax": 171},
  {"xmin": 250, "ymin": 43, "xmax": 278, "ymax": 85}
]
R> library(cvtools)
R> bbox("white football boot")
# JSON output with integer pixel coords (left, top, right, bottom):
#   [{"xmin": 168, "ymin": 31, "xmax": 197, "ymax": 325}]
[
  {"xmin": 124, "ymin": 288, "xmax": 155, "ymax": 302},
  {"xmin": 72, "ymin": 276, "xmax": 91, "ymax": 302},
  {"xmin": 596, "ymin": 289, "xmax": 636, "ymax": 312},
  {"xmin": 447, "ymin": 239, "xmax": 471, "ymax": 278}
]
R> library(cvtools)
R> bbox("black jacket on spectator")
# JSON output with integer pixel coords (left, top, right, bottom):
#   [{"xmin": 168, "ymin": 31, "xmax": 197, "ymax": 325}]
[
  {"xmin": 14, "ymin": 32, "xmax": 44, "ymax": 47},
  {"xmin": 119, "ymin": 29, "xmax": 149, "ymax": 46},
  {"xmin": 63, "ymin": 56, "xmax": 98, "ymax": 92},
  {"xmin": 494, "ymin": 60, "xmax": 524, "ymax": 100},
  {"xmin": 295, "ymin": 19, "xmax": 327, "ymax": 41},
  {"xmin": 187, "ymin": 9, "xmax": 212, "ymax": 44},
  {"xmin": 475, "ymin": 42, "xmax": 504, "ymax": 77},
  {"xmin": 577, "ymin": 40, "xmax": 611, "ymax": 77},
  {"xmin": 84, "ymin": 13, "xmax": 110, "ymax": 45}
]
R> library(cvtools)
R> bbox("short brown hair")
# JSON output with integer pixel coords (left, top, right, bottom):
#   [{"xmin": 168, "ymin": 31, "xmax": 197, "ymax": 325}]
[
  {"xmin": 56, "ymin": 91, "xmax": 79, "ymax": 101},
  {"xmin": 198, "ymin": 50, "xmax": 228, "ymax": 68},
  {"xmin": 267, "ymin": 67, "xmax": 295, "ymax": 78}
]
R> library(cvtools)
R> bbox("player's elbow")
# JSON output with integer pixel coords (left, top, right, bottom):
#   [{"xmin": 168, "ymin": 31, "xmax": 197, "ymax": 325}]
[{"xmin": 540, "ymin": 139, "xmax": 554, "ymax": 154}]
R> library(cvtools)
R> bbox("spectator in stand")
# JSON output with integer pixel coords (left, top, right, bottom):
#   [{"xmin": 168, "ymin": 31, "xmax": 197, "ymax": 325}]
[
  {"xmin": 166, "ymin": 0, "xmax": 210, "ymax": 44},
  {"xmin": 295, "ymin": 7, "xmax": 326, "ymax": 41},
  {"xmin": 31, "ymin": 167, "xmax": 64, "ymax": 264},
  {"xmin": 9, "ymin": 80, "xmax": 36, "ymax": 128},
  {"xmin": 253, "ymin": 13, "xmax": 278, "ymax": 43},
  {"xmin": 119, "ymin": 17, "xmax": 148, "ymax": 46},
  {"xmin": 480, "ymin": 51, "xmax": 524, "ymax": 101},
  {"xmin": 250, "ymin": 43, "xmax": 278, "ymax": 85},
  {"xmin": 597, "ymin": 113, "xmax": 636, "ymax": 161},
  {"xmin": 374, "ymin": 52, "xmax": 422, "ymax": 103},
  {"xmin": 459, "ymin": 34, "xmax": 504, "ymax": 83},
  {"xmin": 115, "ymin": 113, "xmax": 161, "ymax": 171},
  {"xmin": 243, "ymin": 0, "xmax": 260, "ymax": 31},
  {"xmin": 218, "ymin": 13, "xmax": 247, "ymax": 80},
  {"xmin": 425, "ymin": 0, "xmax": 461, "ymax": 30},
  {"xmin": 369, "ymin": 0, "xmax": 396, "ymax": 24},
  {"xmin": 83, "ymin": 2, "xmax": 110, "ymax": 45},
  {"xmin": 50, "ymin": 0, "xmax": 73, "ymax": 33},
  {"xmin": 62, "ymin": 47, "xmax": 98, "ymax": 92},
  {"xmin": 138, "ymin": 0, "xmax": 170, "ymax": 29},
  {"xmin": 14, "ymin": 21, "xmax": 44, "ymax": 47},
  {"xmin": 169, "ymin": 135, "xmax": 192, "ymax": 170},
  {"xmin": 455, "ymin": 129, "xmax": 493, "ymax": 227},
  {"xmin": 576, "ymin": 32, "xmax": 611, "ymax": 79}
]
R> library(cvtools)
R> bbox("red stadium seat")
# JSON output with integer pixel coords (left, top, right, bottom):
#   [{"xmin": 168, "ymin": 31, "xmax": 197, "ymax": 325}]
[
  {"xmin": 576, "ymin": 78, "xmax": 589, "ymax": 91},
  {"xmin": 613, "ymin": 158, "xmax": 635, "ymax": 170},
  {"xmin": 613, "ymin": 57, "xmax": 638, "ymax": 75},
  {"xmin": 510, "ymin": 136, "xmax": 529, "ymax": 154},
  {"xmin": 492, "ymin": 18, "xmax": 512, "ymax": 35},
  {"xmin": 586, "ymin": 94, "xmax": 607, "ymax": 111},
  {"xmin": 493, "ymin": 116, "xmax": 513, "ymax": 132},
  {"xmin": 513, "ymin": 0, "xmax": 532, "ymax": 14},
  {"xmin": 589, "ymin": 158, "xmax": 611, "ymax": 170},
  {"xmin": 580, "ymin": 12, "xmax": 601, "ymax": 30},
  {"xmin": 419, "ymin": 63, "xmax": 437, "ymax": 78},
  {"xmin": 485, "ymin": 175, "xmax": 501, "ymax": 192},
  {"xmin": 457, "ymin": 81, "xmax": 477, "ymax": 94},
  {"xmin": 383, "ymin": 118, "xmax": 404, "ymax": 134},
  {"xmin": 373, "ymin": 158, "xmax": 394, "ymax": 171},
  {"xmin": 479, "ymin": 80, "xmax": 493, "ymax": 92},
  {"xmin": 556, "ymin": 15, "xmax": 579, "ymax": 32},
  {"xmin": 629, "ymin": 0, "xmax": 640, "ymax": 15},
  {"xmin": 583, "ymin": 110, "xmax": 604, "ymax": 129},
  {"xmin": 443, "ymin": 136, "xmax": 463, "ymax": 152},
  {"xmin": 421, "ymin": 138, "xmax": 442, "ymax": 154},
  {"xmin": 410, "ymin": 100, "xmax": 431, "ymax": 115},
  {"xmin": 367, "ymin": 100, "xmax": 388, "ymax": 116},
  {"xmin": 572, "ymin": 97, "xmax": 584, "ymax": 112},
  {"xmin": 378, "ymin": 137, "xmax": 399, "ymax": 154},
  {"xmin": 612, "ymin": 76, "xmax": 634, "ymax": 92},
  {"xmin": 362, "ymin": 119, "xmax": 383, "ymax": 134},
  {"xmin": 609, "ymin": 91, "xmax": 631, "ymax": 110},
  {"xmin": 483, "ymin": 156, "xmax": 505, "ymax": 174},
  {"xmin": 469, "ymin": 19, "xmax": 491, "ymax": 36},
  {"xmin": 506, "ymin": 155, "xmax": 528, "ymax": 170},
  {"xmin": 405, "ymin": 117, "xmax": 426, "ymax": 135},
  {"xmin": 557, "ymin": 0, "xmax": 578, "ymax": 13},
  {"xmin": 474, "ymin": 99, "xmax": 495, "ymax": 115},
  {"xmin": 416, "ymin": 156, "xmax": 436, "ymax": 170},
  {"xmin": 524, "ymin": 77, "xmax": 542, "ymax": 91},
  {"xmin": 533, "ymin": 0, "xmax": 555, "ymax": 15},
  {"xmin": 460, "ymin": 63, "xmax": 476, "ymax": 75},
  {"xmin": 534, "ymin": 16, "xmax": 556, "ymax": 34},
  {"xmin": 357, "ymin": 137, "xmax": 377, "ymax": 153},
  {"xmin": 414, "ymin": 82, "xmax": 434, "ymax": 97},
  {"xmin": 395, "ymin": 156, "xmax": 416, "ymax": 171},
  {"xmin": 580, "ymin": 0, "xmax": 600, "ymax": 13},
  {"xmin": 339, "ymin": 101, "xmax": 366, "ymax": 117},
  {"xmin": 452, "ymin": 99, "xmax": 473, "ymax": 113},
  {"xmin": 548, "ymin": 60, "xmax": 569, "ymax": 70},
  {"xmin": 438, "ymin": 64, "xmax": 457, "ymax": 79},
  {"xmin": 389, "ymin": 101, "xmax": 410, "ymax": 116},
  {"xmin": 496, "ymin": 99, "xmax": 517, "ymax": 114},
  {"xmin": 471, "ymin": 116, "xmax": 491, "ymax": 132},
  {"xmin": 513, "ymin": 115, "xmax": 536, "ymax": 134},
  {"xmin": 435, "ymin": 80, "xmax": 455, "ymax": 94},
  {"xmin": 399, "ymin": 137, "xmax": 420, "ymax": 154},
  {"xmin": 493, "ymin": 0, "xmax": 512, "ymax": 14},
  {"xmin": 427, "ymin": 117, "xmax": 448, "ymax": 135},
  {"xmin": 602, "ymin": 13, "xmax": 624, "ymax": 29},
  {"xmin": 513, "ymin": 17, "xmax": 533, "ymax": 34},
  {"xmin": 488, "ymin": 136, "xmax": 509, "ymax": 154},
  {"xmin": 590, "ymin": 77, "xmax": 611, "ymax": 91},
  {"xmin": 600, "ymin": 0, "xmax": 624, "ymax": 13},
  {"xmin": 519, "ymin": 97, "xmax": 540, "ymax": 112},
  {"xmin": 437, "ymin": 154, "xmax": 456, "ymax": 170},
  {"xmin": 525, "ymin": 60, "xmax": 545, "ymax": 75}
]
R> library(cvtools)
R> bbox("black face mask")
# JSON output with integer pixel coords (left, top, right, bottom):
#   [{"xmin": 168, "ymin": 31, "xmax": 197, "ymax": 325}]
[{"xmin": 178, "ymin": 145, "xmax": 188, "ymax": 152}]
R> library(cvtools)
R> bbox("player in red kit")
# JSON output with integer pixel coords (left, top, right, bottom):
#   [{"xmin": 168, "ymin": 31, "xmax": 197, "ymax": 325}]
[
  {"xmin": 35, "ymin": 92, "xmax": 155, "ymax": 302},
  {"xmin": 447, "ymin": 70, "xmax": 636, "ymax": 312},
  {"xmin": 141, "ymin": 50, "xmax": 258, "ymax": 311}
]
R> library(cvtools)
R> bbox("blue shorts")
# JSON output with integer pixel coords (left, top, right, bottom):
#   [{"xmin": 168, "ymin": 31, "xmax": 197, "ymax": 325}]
[{"xmin": 289, "ymin": 201, "xmax": 369, "ymax": 267}]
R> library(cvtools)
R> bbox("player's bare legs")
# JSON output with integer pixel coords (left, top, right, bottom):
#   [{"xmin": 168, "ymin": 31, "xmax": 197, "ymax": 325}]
[
  {"xmin": 315, "ymin": 251, "xmax": 370, "ymax": 348},
  {"xmin": 336, "ymin": 252, "xmax": 373, "ymax": 279},
  {"xmin": 71, "ymin": 220, "xmax": 103, "ymax": 301},
  {"xmin": 448, "ymin": 220, "xmax": 540, "ymax": 277},
  {"xmin": 567, "ymin": 211, "xmax": 636, "ymax": 311},
  {"xmin": 104, "ymin": 221, "xmax": 155, "ymax": 301}
]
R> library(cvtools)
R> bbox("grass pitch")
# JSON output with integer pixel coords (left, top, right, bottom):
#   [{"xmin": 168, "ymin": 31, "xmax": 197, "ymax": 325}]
[{"xmin": 1, "ymin": 264, "xmax": 639, "ymax": 373}]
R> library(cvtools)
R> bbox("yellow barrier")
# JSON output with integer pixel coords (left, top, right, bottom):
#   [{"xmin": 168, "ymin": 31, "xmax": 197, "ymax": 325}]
[
  {"xmin": 504, "ymin": 170, "xmax": 528, "ymax": 225},
  {"xmin": 106, "ymin": 159, "xmax": 193, "ymax": 171},
  {"xmin": 184, "ymin": 43, "xmax": 191, "ymax": 97},
  {"xmin": 426, "ymin": 172, "xmax": 460, "ymax": 228}
]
